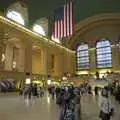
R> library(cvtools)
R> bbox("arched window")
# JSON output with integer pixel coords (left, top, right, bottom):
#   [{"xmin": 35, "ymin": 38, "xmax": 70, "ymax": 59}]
[
  {"xmin": 76, "ymin": 44, "xmax": 89, "ymax": 70},
  {"xmin": 96, "ymin": 39, "xmax": 112, "ymax": 68},
  {"xmin": 33, "ymin": 24, "xmax": 46, "ymax": 36},
  {"xmin": 7, "ymin": 10, "xmax": 24, "ymax": 25}
]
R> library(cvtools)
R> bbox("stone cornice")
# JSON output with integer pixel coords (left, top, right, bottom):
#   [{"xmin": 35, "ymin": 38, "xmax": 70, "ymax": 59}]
[{"xmin": 0, "ymin": 15, "xmax": 75, "ymax": 54}]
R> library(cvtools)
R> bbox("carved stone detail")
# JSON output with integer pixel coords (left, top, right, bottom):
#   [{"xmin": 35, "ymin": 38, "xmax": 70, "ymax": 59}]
[{"xmin": 0, "ymin": 32, "xmax": 7, "ymax": 71}]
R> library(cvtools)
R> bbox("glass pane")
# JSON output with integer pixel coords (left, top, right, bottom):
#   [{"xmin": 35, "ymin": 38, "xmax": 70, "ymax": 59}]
[
  {"xmin": 76, "ymin": 44, "xmax": 89, "ymax": 69},
  {"xmin": 7, "ymin": 10, "xmax": 24, "ymax": 25},
  {"xmin": 77, "ymin": 44, "xmax": 88, "ymax": 51},
  {"xmin": 97, "ymin": 40, "xmax": 110, "ymax": 48},
  {"xmin": 96, "ymin": 40, "xmax": 112, "ymax": 68}
]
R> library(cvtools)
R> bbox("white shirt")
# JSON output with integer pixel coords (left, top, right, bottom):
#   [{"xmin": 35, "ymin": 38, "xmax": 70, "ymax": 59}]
[{"xmin": 99, "ymin": 96, "xmax": 113, "ymax": 114}]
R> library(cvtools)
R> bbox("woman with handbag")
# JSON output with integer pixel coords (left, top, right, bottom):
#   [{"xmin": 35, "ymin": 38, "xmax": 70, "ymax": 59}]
[{"xmin": 99, "ymin": 88, "xmax": 114, "ymax": 120}]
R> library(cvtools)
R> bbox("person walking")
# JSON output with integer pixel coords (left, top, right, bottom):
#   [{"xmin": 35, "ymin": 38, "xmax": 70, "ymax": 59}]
[
  {"xmin": 99, "ymin": 88, "xmax": 114, "ymax": 120},
  {"xmin": 74, "ymin": 88, "xmax": 81, "ymax": 120}
]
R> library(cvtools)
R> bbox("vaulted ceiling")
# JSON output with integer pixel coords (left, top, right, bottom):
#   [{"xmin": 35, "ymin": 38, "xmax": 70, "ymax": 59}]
[{"xmin": 1, "ymin": 0, "xmax": 120, "ymax": 26}]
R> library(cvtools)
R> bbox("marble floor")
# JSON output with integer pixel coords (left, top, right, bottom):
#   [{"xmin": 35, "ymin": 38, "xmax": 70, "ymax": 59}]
[
  {"xmin": 81, "ymin": 95, "xmax": 120, "ymax": 120},
  {"xmin": 0, "ymin": 93, "xmax": 120, "ymax": 120}
]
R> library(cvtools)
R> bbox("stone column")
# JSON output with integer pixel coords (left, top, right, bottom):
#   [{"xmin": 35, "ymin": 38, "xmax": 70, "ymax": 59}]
[
  {"xmin": 63, "ymin": 50, "xmax": 69, "ymax": 74},
  {"xmin": 89, "ymin": 48, "xmax": 96, "ymax": 74},
  {"xmin": 69, "ymin": 53, "xmax": 76, "ymax": 75},
  {"xmin": 4, "ymin": 43, "xmax": 13, "ymax": 71},
  {"xmin": 60, "ymin": 49, "xmax": 65, "ymax": 76},
  {"xmin": 47, "ymin": 48, "xmax": 51, "ymax": 76},
  {"xmin": 0, "ymin": 31, "xmax": 6, "ymax": 71},
  {"xmin": 24, "ymin": 40, "xmax": 32, "ymax": 75},
  {"xmin": 59, "ymin": 51, "xmax": 64, "ymax": 76},
  {"xmin": 54, "ymin": 52, "xmax": 63, "ymax": 77},
  {"xmin": 40, "ymin": 48, "xmax": 48, "ymax": 75},
  {"xmin": 112, "ymin": 45, "xmax": 120, "ymax": 71},
  {"xmin": 18, "ymin": 42, "xmax": 25, "ymax": 72}
]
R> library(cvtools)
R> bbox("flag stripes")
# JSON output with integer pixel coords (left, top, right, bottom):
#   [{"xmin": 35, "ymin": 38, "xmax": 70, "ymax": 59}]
[{"xmin": 53, "ymin": 1, "xmax": 74, "ymax": 39}]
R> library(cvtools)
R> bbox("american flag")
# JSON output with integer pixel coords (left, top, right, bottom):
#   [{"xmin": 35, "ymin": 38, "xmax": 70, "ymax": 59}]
[{"xmin": 52, "ymin": 1, "xmax": 74, "ymax": 39}]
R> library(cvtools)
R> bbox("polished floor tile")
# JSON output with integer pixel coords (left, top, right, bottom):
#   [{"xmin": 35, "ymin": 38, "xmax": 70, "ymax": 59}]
[
  {"xmin": 81, "ymin": 94, "xmax": 120, "ymax": 120},
  {"xmin": 0, "ymin": 94, "xmax": 59, "ymax": 120},
  {"xmin": 0, "ymin": 93, "xmax": 119, "ymax": 120}
]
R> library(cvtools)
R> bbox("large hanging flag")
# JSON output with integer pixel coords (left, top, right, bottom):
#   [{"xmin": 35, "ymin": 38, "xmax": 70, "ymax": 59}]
[{"xmin": 52, "ymin": 1, "xmax": 74, "ymax": 40}]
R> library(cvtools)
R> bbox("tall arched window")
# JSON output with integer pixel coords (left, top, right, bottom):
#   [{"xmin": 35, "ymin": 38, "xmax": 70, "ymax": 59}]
[
  {"xmin": 7, "ymin": 10, "xmax": 25, "ymax": 25},
  {"xmin": 33, "ymin": 24, "xmax": 46, "ymax": 36},
  {"xmin": 76, "ymin": 44, "xmax": 89, "ymax": 70},
  {"xmin": 96, "ymin": 39, "xmax": 112, "ymax": 68}
]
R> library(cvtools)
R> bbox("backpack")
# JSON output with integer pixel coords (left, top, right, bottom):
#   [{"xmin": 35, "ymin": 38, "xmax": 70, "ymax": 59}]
[
  {"xmin": 64, "ymin": 109, "xmax": 74, "ymax": 120},
  {"xmin": 56, "ymin": 94, "xmax": 62, "ymax": 105}
]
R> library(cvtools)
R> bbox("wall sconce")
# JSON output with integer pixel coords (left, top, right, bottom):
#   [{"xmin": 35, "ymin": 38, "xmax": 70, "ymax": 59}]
[
  {"xmin": 13, "ymin": 61, "xmax": 16, "ymax": 68},
  {"xmin": 62, "ymin": 77, "xmax": 67, "ymax": 80},
  {"xmin": 25, "ymin": 78, "xmax": 31, "ymax": 84},
  {"xmin": 47, "ymin": 79, "xmax": 51, "ymax": 85},
  {"xmin": 1, "ymin": 53, "xmax": 5, "ymax": 62}
]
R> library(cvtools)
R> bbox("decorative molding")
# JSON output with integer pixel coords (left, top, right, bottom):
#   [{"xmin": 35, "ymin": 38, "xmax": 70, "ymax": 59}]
[
  {"xmin": 0, "ymin": 32, "xmax": 7, "ymax": 71},
  {"xmin": 0, "ymin": 16, "xmax": 75, "ymax": 53}
]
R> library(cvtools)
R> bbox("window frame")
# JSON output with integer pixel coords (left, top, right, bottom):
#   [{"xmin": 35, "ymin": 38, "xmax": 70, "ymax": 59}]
[
  {"xmin": 96, "ymin": 39, "xmax": 112, "ymax": 69},
  {"xmin": 76, "ymin": 43, "xmax": 90, "ymax": 71},
  {"xmin": 6, "ymin": 10, "xmax": 25, "ymax": 25},
  {"xmin": 33, "ymin": 24, "xmax": 46, "ymax": 36}
]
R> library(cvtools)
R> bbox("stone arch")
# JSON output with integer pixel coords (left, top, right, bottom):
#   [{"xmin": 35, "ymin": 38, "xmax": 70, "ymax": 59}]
[{"xmin": 66, "ymin": 13, "xmax": 120, "ymax": 49}]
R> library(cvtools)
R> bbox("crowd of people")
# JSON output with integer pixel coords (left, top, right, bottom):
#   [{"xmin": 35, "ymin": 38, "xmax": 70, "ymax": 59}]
[
  {"xmin": 21, "ymin": 83, "xmax": 45, "ymax": 100},
  {"xmin": 48, "ymin": 82, "xmax": 120, "ymax": 120},
  {"xmin": 47, "ymin": 83, "xmax": 95, "ymax": 120},
  {"xmin": 48, "ymin": 85, "xmax": 81, "ymax": 120},
  {"xmin": 99, "ymin": 87, "xmax": 114, "ymax": 120},
  {"xmin": 108, "ymin": 81, "xmax": 120, "ymax": 104},
  {"xmin": 18, "ymin": 81, "xmax": 120, "ymax": 120}
]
